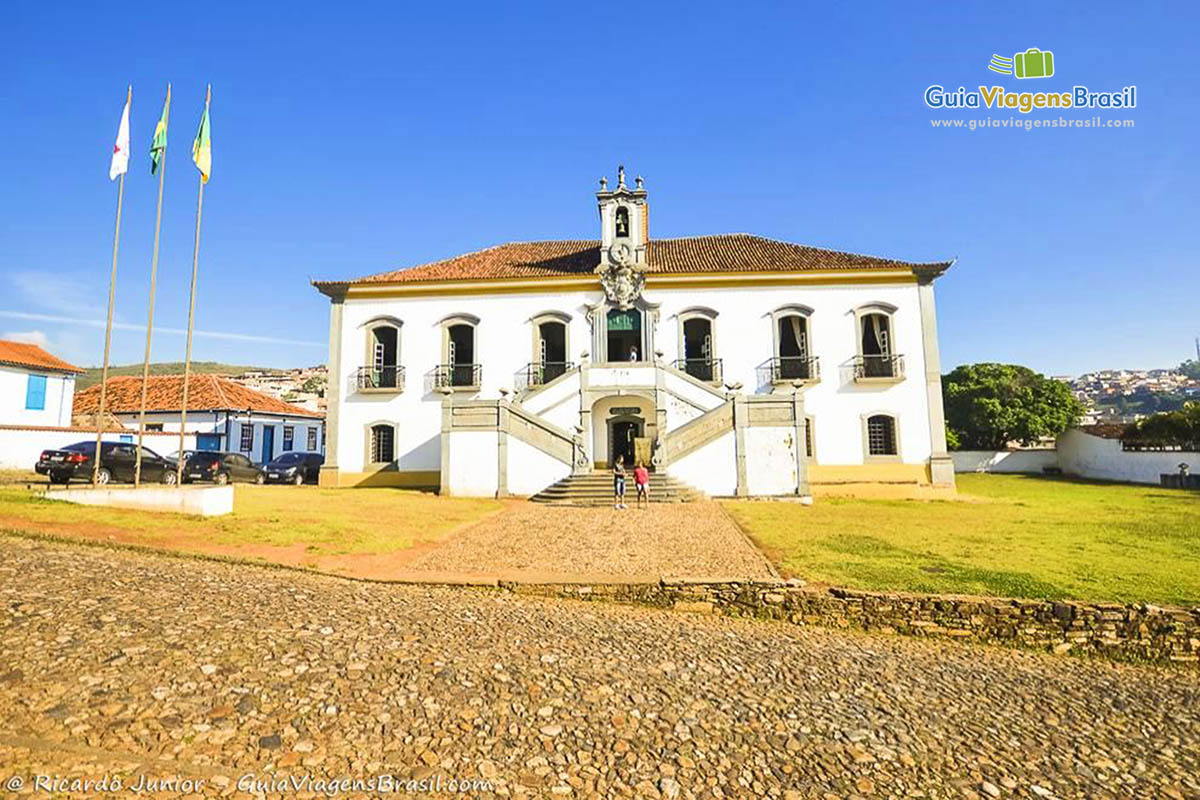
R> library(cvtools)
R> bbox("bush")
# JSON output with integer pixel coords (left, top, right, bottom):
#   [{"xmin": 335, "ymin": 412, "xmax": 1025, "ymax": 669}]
[{"xmin": 1122, "ymin": 402, "xmax": 1200, "ymax": 451}]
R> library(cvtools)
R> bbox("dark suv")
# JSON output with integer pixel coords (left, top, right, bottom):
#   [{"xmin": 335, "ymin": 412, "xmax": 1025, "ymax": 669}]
[
  {"xmin": 183, "ymin": 451, "xmax": 265, "ymax": 485},
  {"xmin": 36, "ymin": 441, "xmax": 178, "ymax": 485},
  {"xmin": 262, "ymin": 452, "xmax": 324, "ymax": 485}
]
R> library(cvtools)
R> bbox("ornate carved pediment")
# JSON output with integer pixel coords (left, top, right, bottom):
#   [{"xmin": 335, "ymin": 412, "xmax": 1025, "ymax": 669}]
[{"xmin": 599, "ymin": 262, "xmax": 645, "ymax": 310}]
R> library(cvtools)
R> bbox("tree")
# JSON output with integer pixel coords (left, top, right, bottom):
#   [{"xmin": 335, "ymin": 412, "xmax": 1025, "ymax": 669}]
[
  {"xmin": 1123, "ymin": 402, "xmax": 1200, "ymax": 451},
  {"xmin": 1179, "ymin": 359, "xmax": 1200, "ymax": 380},
  {"xmin": 942, "ymin": 363, "xmax": 1084, "ymax": 450},
  {"xmin": 302, "ymin": 375, "xmax": 327, "ymax": 396}
]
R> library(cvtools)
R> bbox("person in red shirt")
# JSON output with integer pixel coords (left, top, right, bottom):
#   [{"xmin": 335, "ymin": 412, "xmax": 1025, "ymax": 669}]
[{"xmin": 633, "ymin": 462, "xmax": 650, "ymax": 509}]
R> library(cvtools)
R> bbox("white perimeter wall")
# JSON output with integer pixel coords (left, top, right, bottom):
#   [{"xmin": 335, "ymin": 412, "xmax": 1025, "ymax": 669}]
[
  {"xmin": 335, "ymin": 280, "xmax": 934, "ymax": 474},
  {"xmin": 668, "ymin": 431, "xmax": 738, "ymax": 496},
  {"xmin": 0, "ymin": 366, "xmax": 75, "ymax": 427},
  {"xmin": 1057, "ymin": 429, "xmax": 1196, "ymax": 485},
  {"xmin": 952, "ymin": 450, "xmax": 1058, "ymax": 474},
  {"xmin": 0, "ymin": 427, "xmax": 198, "ymax": 470},
  {"xmin": 954, "ymin": 432, "xmax": 1198, "ymax": 486}
]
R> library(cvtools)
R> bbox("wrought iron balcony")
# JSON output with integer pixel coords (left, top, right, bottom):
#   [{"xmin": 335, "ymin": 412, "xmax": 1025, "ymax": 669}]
[
  {"xmin": 430, "ymin": 363, "xmax": 482, "ymax": 390},
  {"xmin": 853, "ymin": 354, "xmax": 905, "ymax": 381},
  {"xmin": 672, "ymin": 358, "xmax": 723, "ymax": 384},
  {"xmin": 355, "ymin": 365, "xmax": 405, "ymax": 392},
  {"xmin": 759, "ymin": 356, "xmax": 820, "ymax": 385},
  {"xmin": 515, "ymin": 361, "xmax": 574, "ymax": 392}
]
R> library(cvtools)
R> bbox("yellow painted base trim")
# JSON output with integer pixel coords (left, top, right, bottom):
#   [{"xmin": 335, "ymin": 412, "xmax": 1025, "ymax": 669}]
[
  {"xmin": 807, "ymin": 463, "xmax": 931, "ymax": 484},
  {"xmin": 321, "ymin": 468, "xmax": 441, "ymax": 489}
]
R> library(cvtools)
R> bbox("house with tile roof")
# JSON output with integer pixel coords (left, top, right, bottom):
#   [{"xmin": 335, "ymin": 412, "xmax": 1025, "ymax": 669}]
[
  {"xmin": 313, "ymin": 168, "xmax": 956, "ymax": 498},
  {"xmin": 0, "ymin": 339, "xmax": 84, "ymax": 427},
  {"xmin": 74, "ymin": 374, "xmax": 324, "ymax": 464}
]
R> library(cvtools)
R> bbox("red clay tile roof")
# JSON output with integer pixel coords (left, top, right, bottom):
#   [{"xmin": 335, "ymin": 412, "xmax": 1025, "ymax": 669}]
[
  {"xmin": 0, "ymin": 339, "xmax": 84, "ymax": 374},
  {"xmin": 319, "ymin": 234, "xmax": 953, "ymax": 287},
  {"xmin": 73, "ymin": 375, "xmax": 323, "ymax": 418},
  {"xmin": 1076, "ymin": 423, "xmax": 1128, "ymax": 440}
]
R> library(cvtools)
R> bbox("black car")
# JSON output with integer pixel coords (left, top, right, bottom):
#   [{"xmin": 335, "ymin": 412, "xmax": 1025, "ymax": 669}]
[
  {"xmin": 36, "ymin": 441, "xmax": 178, "ymax": 485},
  {"xmin": 262, "ymin": 452, "xmax": 324, "ymax": 485},
  {"xmin": 183, "ymin": 451, "xmax": 265, "ymax": 485}
]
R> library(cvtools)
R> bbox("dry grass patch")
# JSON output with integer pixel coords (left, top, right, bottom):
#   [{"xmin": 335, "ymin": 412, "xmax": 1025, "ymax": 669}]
[{"xmin": 0, "ymin": 482, "xmax": 503, "ymax": 576}]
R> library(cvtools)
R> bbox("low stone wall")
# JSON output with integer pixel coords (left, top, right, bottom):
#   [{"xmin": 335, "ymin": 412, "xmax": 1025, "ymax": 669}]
[
  {"xmin": 44, "ymin": 485, "xmax": 234, "ymax": 517},
  {"xmin": 507, "ymin": 579, "xmax": 1200, "ymax": 665}
]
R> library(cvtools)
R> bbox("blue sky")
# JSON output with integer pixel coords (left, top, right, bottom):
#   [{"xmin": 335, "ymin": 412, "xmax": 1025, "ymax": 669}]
[{"xmin": 2, "ymin": 1, "xmax": 1197, "ymax": 375}]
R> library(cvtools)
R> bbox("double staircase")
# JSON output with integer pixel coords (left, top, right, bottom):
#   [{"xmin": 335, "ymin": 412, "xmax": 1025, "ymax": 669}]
[{"xmin": 530, "ymin": 471, "xmax": 705, "ymax": 506}]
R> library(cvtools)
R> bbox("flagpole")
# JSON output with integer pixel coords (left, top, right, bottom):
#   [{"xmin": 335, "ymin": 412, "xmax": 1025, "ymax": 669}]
[
  {"xmin": 177, "ymin": 84, "xmax": 210, "ymax": 485},
  {"xmin": 135, "ymin": 83, "xmax": 170, "ymax": 488},
  {"xmin": 94, "ymin": 84, "xmax": 131, "ymax": 486}
]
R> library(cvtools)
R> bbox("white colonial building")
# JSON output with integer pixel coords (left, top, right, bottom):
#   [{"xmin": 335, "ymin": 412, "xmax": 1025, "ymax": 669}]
[
  {"xmin": 314, "ymin": 169, "xmax": 955, "ymax": 498},
  {"xmin": 0, "ymin": 339, "xmax": 82, "ymax": 427}
]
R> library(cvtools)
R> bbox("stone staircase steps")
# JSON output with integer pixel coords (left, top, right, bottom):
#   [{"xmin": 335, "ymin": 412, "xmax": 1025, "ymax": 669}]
[{"xmin": 530, "ymin": 471, "xmax": 705, "ymax": 506}]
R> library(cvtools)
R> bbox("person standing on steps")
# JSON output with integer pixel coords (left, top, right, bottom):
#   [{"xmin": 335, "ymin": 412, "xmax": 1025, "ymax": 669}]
[
  {"xmin": 613, "ymin": 455, "xmax": 628, "ymax": 509},
  {"xmin": 633, "ymin": 461, "xmax": 650, "ymax": 509}
]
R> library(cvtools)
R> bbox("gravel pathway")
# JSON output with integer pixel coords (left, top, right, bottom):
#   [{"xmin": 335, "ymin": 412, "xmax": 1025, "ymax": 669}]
[
  {"xmin": 0, "ymin": 536, "xmax": 1196, "ymax": 799},
  {"xmin": 406, "ymin": 502, "xmax": 776, "ymax": 581}
]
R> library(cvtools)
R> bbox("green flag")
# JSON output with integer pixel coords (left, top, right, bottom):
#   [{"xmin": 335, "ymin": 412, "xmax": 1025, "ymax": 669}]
[
  {"xmin": 192, "ymin": 89, "xmax": 211, "ymax": 184},
  {"xmin": 150, "ymin": 88, "xmax": 170, "ymax": 175}
]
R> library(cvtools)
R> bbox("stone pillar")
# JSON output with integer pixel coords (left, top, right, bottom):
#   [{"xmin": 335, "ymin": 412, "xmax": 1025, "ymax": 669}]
[
  {"xmin": 732, "ymin": 393, "xmax": 749, "ymax": 497},
  {"xmin": 318, "ymin": 296, "xmax": 344, "ymax": 487},
  {"xmin": 496, "ymin": 398, "xmax": 510, "ymax": 499},
  {"xmin": 578, "ymin": 351, "xmax": 592, "ymax": 473},
  {"xmin": 791, "ymin": 383, "xmax": 811, "ymax": 496},
  {"xmin": 916, "ymin": 275, "xmax": 955, "ymax": 488},
  {"xmin": 439, "ymin": 387, "xmax": 454, "ymax": 495}
]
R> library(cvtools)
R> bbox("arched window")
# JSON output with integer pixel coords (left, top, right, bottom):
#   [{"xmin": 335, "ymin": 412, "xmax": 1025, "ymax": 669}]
[
  {"xmin": 768, "ymin": 305, "xmax": 817, "ymax": 383},
  {"xmin": 437, "ymin": 314, "xmax": 481, "ymax": 389},
  {"xmin": 864, "ymin": 414, "xmax": 899, "ymax": 458},
  {"xmin": 853, "ymin": 304, "xmax": 903, "ymax": 381},
  {"xmin": 367, "ymin": 422, "xmax": 396, "ymax": 464},
  {"xmin": 676, "ymin": 307, "xmax": 719, "ymax": 382},
  {"xmin": 360, "ymin": 316, "xmax": 403, "ymax": 391},
  {"xmin": 528, "ymin": 311, "xmax": 571, "ymax": 386}
]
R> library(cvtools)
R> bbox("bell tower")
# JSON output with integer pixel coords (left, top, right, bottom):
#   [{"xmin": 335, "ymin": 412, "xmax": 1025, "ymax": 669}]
[{"xmin": 596, "ymin": 165, "xmax": 648, "ymax": 270}]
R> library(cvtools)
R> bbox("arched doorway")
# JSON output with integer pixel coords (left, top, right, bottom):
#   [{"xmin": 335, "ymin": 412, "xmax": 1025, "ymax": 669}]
[{"xmin": 590, "ymin": 395, "xmax": 657, "ymax": 469}]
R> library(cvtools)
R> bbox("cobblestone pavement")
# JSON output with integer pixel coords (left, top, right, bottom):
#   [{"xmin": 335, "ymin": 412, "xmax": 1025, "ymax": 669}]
[
  {"xmin": 406, "ymin": 502, "xmax": 776, "ymax": 581},
  {"xmin": 1, "ymin": 536, "xmax": 1197, "ymax": 800}
]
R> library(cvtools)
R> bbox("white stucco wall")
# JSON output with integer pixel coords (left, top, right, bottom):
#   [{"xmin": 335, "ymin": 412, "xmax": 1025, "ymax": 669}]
[
  {"xmin": 668, "ymin": 431, "xmax": 738, "ymax": 496},
  {"xmin": 0, "ymin": 427, "xmax": 198, "ymax": 470},
  {"xmin": 744, "ymin": 427, "xmax": 800, "ymax": 495},
  {"xmin": 0, "ymin": 366, "xmax": 76, "ymax": 427},
  {"xmin": 1057, "ymin": 430, "xmax": 1195, "ymax": 485},
  {"xmin": 951, "ymin": 449, "xmax": 1058, "ymax": 474},
  {"xmin": 506, "ymin": 437, "xmax": 571, "ymax": 497},
  {"xmin": 447, "ymin": 430, "xmax": 499, "ymax": 496},
  {"xmin": 333, "ymin": 280, "xmax": 935, "ymax": 479}
]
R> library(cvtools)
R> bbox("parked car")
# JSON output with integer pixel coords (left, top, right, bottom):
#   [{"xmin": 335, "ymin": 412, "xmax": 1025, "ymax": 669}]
[
  {"xmin": 35, "ymin": 441, "xmax": 178, "ymax": 485},
  {"xmin": 183, "ymin": 451, "xmax": 265, "ymax": 485},
  {"xmin": 262, "ymin": 452, "xmax": 324, "ymax": 485}
]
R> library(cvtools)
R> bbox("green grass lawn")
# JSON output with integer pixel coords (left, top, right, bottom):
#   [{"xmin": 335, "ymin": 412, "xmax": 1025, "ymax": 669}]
[
  {"xmin": 724, "ymin": 474, "xmax": 1200, "ymax": 606},
  {"xmin": 0, "ymin": 480, "xmax": 503, "ymax": 570}
]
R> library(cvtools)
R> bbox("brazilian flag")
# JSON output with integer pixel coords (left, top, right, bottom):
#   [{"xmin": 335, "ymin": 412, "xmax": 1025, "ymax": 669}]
[
  {"xmin": 150, "ymin": 89, "xmax": 170, "ymax": 175},
  {"xmin": 192, "ymin": 90, "xmax": 211, "ymax": 184}
]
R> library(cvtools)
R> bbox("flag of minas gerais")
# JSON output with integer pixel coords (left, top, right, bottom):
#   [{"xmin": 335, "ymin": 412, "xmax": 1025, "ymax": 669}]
[
  {"xmin": 192, "ymin": 89, "xmax": 211, "ymax": 184},
  {"xmin": 150, "ymin": 87, "xmax": 170, "ymax": 175},
  {"xmin": 109, "ymin": 90, "xmax": 130, "ymax": 180}
]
